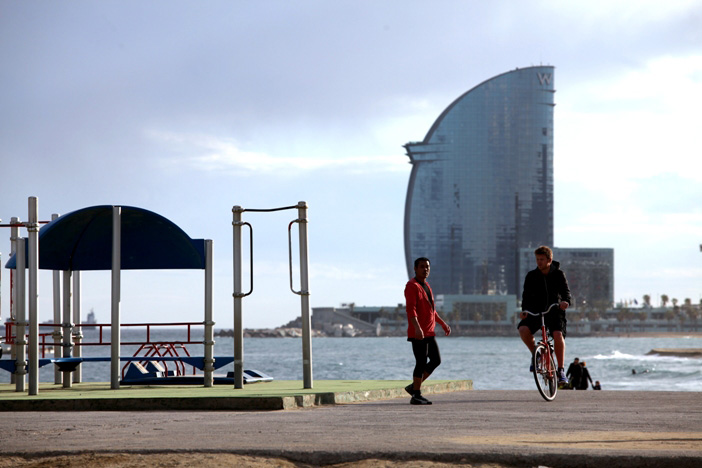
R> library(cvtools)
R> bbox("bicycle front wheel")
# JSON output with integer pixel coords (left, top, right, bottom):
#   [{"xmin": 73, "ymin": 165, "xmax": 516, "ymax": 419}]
[{"xmin": 533, "ymin": 344, "xmax": 558, "ymax": 401}]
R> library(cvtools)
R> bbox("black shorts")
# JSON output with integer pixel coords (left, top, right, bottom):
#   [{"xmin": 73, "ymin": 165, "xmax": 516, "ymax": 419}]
[{"xmin": 517, "ymin": 309, "xmax": 567, "ymax": 338}]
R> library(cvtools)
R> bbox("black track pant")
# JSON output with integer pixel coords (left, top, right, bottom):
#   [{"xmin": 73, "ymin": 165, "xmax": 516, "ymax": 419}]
[{"xmin": 410, "ymin": 336, "xmax": 441, "ymax": 378}]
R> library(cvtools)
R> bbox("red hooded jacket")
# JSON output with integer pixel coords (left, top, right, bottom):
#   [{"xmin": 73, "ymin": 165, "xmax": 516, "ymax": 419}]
[{"xmin": 405, "ymin": 278, "xmax": 436, "ymax": 338}]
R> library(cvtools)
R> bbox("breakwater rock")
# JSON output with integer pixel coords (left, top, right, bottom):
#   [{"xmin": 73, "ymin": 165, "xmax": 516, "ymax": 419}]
[
  {"xmin": 215, "ymin": 328, "xmax": 327, "ymax": 338},
  {"xmin": 646, "ymin": 348, "xmax": 702, "ymax": 358}
]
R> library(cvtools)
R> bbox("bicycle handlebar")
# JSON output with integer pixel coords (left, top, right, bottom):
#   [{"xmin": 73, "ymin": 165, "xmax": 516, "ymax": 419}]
[{"xmin": 523, "ymin": 303, "xmax": 561, "ymax": 316}]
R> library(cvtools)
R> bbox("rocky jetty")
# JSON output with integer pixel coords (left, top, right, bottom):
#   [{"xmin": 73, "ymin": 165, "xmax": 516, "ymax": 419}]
[
  {"xmin": 646, "ymin": 348, "xmax": 702, "ymax": 358},
  {"xmin": 215, "ymin": 327, "xmax": 326, "ymax": 338}
]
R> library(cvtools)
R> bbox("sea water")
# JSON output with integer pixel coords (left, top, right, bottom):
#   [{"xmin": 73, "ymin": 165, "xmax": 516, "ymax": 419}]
[{"xmin": 2, "ymin": 331, "xmax": 701, "ymax": 391}]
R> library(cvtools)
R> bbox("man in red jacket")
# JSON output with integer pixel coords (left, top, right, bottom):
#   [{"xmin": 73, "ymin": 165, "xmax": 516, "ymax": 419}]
[{"xmin": 404, "ymin": 257, "xmax": 451, "ymax": 405}]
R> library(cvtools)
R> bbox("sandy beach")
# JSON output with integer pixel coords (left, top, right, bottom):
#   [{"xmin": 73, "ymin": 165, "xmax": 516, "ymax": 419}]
[{"xmin": 1, "ymin": 454, "xmax": 508, "ymax": 468}]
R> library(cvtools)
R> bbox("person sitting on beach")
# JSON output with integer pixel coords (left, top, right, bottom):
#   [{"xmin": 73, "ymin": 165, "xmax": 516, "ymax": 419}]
[
  {"xmin": 517, "ymin": 246, "xmax": 572, "ymax": 385},
  {"xmin": 593, "ymin": 380, "xmax": 602, "ymax": 390},
  {"xmin": 404, "ymin": 257, "xmax": 451, "ymax": 406}
]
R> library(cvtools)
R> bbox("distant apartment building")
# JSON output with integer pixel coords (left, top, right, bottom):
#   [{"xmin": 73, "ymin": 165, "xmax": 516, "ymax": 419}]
[{"xmin": 518, "ymin": 247, "xmax": 614, "ymax": 309}]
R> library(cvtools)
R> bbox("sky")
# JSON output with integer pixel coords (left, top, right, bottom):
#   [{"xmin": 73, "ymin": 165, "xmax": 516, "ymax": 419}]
[{"xmin": 1, "ymin": 0, "xmax": 701, "ymax": 330}]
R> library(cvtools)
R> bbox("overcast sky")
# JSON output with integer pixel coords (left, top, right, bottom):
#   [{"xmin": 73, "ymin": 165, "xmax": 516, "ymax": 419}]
[{"xmin": 1, "ymin": 1, "xmax": 700, "ymax": 329}]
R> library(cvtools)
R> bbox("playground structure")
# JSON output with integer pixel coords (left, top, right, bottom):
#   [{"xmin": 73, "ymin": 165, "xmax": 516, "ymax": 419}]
[
  {"xmin": 232, "ymin": 203, "xmax": 312, "ymax": 389},
  {"xmin": 0, "ymin": 320, "xmax": 230, "ymax": 381},
  {"xmin": 1, "ymin": 197, "xmax": 311, "ymax": 395}
]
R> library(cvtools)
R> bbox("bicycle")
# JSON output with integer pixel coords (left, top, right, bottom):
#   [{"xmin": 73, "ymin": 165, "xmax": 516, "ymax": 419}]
[{"xmin": 523, "ymin": 303, "xmax": 561, "ymax": 401}]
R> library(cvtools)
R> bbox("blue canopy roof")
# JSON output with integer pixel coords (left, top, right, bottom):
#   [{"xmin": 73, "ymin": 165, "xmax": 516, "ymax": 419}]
[{"xmin": 5, "ymin": 205, "xmax": 206, "ymax": 271}]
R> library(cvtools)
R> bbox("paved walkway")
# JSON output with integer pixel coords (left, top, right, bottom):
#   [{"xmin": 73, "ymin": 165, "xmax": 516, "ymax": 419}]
[{"xmin": 3, "ymin": 387, "xmax": 701, "ymax": 467}]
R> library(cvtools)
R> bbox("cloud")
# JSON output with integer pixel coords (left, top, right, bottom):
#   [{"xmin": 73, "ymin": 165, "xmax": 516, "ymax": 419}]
[
  {"xmin": 149, "ymin": 131, "xmax": 408, "ymax": 175},
  {"xmin": 630, "ymin": 173, "xmax": 702, "ymax": 214},
  {"xmin": 555, "ymin": 54, "xmax": 702, "ymax": 232},
  {"xmin": 310, "ymin": 263, "xmax": 388, "ymax": 281}
]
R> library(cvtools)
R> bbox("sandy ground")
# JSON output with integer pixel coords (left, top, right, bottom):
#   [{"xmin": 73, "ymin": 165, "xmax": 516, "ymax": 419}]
[{"xmin": 0, "ymin": 454, "xmax": 508, "ymax": 468}]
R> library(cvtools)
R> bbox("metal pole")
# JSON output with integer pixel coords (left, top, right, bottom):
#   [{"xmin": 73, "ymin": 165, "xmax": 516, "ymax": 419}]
[
  {"xmin": 297, "ymin": 201, "xmax": 313, "ymax": 389},
  {"xmin": 51, "ymin": 214, "xmax": 62, "ymax": 384},
  {"xmin": 232, "ymin": 206, "xmax": 244, "ymax": 389},
  {"xmin": 10, "ymin": 217, "xmax": 19, "ymax": 385},
  {"xmin": 203, "ymin": 239, "xmax": 214, "ymax": 387},
  {"xmin": 110, "ymin": 206, "xmax": 121, "ymax": 389},
  {"xmin": 27, "ymin": 197, "xmax": 39, "ymax": 396},
  {"xmin": 72, "ymin": 271, "xmax": 82, "ymax": 383},
  {"xmin": 14, "ymin": 238, "xmax": 26, "ymax": 392},
  {"xmin": 62, "ymin": 270, "xmax": 72, "ymax": 388}
]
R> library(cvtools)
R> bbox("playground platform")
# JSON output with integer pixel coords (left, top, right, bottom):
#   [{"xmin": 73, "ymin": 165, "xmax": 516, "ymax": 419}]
[{"xmin": 0, "ymin": 379, "xmax": 471, "ymax": 411}]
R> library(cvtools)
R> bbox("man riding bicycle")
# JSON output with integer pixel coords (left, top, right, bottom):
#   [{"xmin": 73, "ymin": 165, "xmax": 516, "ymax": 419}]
[{"xmin": 518, "ymin": 245, "xmax": 572, "ymax": 385}]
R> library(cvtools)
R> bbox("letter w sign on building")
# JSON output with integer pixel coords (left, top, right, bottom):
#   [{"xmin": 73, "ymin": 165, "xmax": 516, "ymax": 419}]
[{"xmin": 538, "ymin": 73, "xmax": 552, "ymax": 86}]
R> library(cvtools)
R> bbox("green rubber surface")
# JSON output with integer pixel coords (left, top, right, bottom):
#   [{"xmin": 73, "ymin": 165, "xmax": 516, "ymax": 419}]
[{"xmin": 0, "ymin": 379, "xmax": 472, "ymax": 411}]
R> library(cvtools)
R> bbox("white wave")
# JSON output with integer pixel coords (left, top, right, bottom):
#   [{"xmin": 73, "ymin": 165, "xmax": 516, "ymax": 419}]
[
  {"xmin": 592, "ymin": 350, "xmax": 639, "ymax": 360},
  {"xmin": 591, "ymin": 350, "xmax": 695, "ymax": 362}
]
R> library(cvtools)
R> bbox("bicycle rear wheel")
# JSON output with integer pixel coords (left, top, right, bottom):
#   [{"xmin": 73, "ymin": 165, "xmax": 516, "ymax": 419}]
[{"xmin": 533, "ymin": 344, "xmax": 558, "ymax": 401}]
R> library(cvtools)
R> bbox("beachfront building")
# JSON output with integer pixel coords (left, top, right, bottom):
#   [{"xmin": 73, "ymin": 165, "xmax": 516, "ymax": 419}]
[
  {"xmin": 518, "ymin": 247, "xmax": 615, "ymax": 310},
  {"xmin": 403, "ymin": 66, "xmax": 555, "ymax": 298},
  {"xmin": 311, "ymin": 305, "xmax": 404, "ymax": 336},
  {"xmin": 310, "ymin": 300, "xmax": 701, "ymax": 336},
  {"xmin": 437, "ymin": 294, "xmax": 519, "ymax": 335}
]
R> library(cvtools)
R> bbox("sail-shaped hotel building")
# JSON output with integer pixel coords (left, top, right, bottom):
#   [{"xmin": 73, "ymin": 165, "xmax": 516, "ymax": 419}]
[{"xmin": 404, "ymin": 66, "xmax": 555, "ymax": 297}]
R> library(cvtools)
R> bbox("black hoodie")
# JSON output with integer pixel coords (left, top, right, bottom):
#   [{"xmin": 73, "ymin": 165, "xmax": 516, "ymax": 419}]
[{"xmin": 521, "ymin": 260, "xmax": 572, "ymax": 313}]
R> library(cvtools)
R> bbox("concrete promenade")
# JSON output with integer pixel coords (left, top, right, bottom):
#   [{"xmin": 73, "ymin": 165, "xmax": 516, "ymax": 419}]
[{"xmin": 1, "ymin": 382, "xmax": 701, "ymax": 467}]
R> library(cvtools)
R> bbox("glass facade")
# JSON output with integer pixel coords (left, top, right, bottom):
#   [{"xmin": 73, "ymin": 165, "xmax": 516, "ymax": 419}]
[{"xmin": 404, "ymin": 66, "xmax": 555, "ymax": 296}]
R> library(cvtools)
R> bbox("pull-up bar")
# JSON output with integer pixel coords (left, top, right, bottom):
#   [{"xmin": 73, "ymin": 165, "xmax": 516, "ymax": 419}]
[
  {"xmin": 232, "ymin": 201, "xmax": 312, "ymax": 389},
  {"xmin": 0, "ymin": 221, "xmax": 51, "ymax": 228}
]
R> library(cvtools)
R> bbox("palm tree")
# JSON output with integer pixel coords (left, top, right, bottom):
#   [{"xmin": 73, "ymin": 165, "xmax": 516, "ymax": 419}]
[
  {"xmin": 664, "ymin": 308, "xmax": 677, "ymax": 324},
  {"xmin": 588, "ymin": 299, "xmax": 607, "ymax": 322},
  {"xmin": 451, "ymin": 302, "xmax": 462, "ymax": 332},
  {"xmin": 617, "ymin": 306, "xmax": 633, "ymax": 333},
  {"xmin": 587, "ymin": 308, "xmax": 601, "ymax": 322},
  {"xmin": 637, "ymin": 309, "xmax": 647, "ymax": 332},
  {"xmin": 683, "ymin": 299, "xmax": 697, "ymax": 331},
  {"xmin": 661, "ymin": 295, "xmax": 669, "ymax": 308},
  {"xmin": 643, "ymin": 295, "xmax": 651, "ymax": 308},
  {"xmin": 394, "ymin": 304, "xmax": 404, "ymax": 322}
]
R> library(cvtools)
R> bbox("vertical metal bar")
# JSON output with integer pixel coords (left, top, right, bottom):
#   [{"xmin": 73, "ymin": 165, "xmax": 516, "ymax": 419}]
[
  {"xmin": 27, "ymin": 197, "xmax": 39, "ymax": 396},
  {"xmin": 14, "ymin": 238, "xmax": 26, "ymax": 392},
  {"xmin": 297, "ymin": 201, "xmax": 313, "ymax": 389},
  {"xmin": 204, "ymin": 239, "xmax": 214, "ymax": 387},
  {"xmin": 51, "ymin": 213, "xmax": 62, "ymax": 384},
  {"xmin": 111, "ymin": 206, "xmax": 121, "ymax": 389},
  {"xmin": 10, "ymin": 217, "xmax": 19, "ymax": 385},
  {"xmin": 72, "ymin": 271, "xmax": 82, "ymax": 383},
  {"xmin": 62, "ymin": 270, "xmax": 72, "ymax": 388},
  {"xmin": 232, "ymin": 206, "xmax": 244, "ymax": 389}
]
